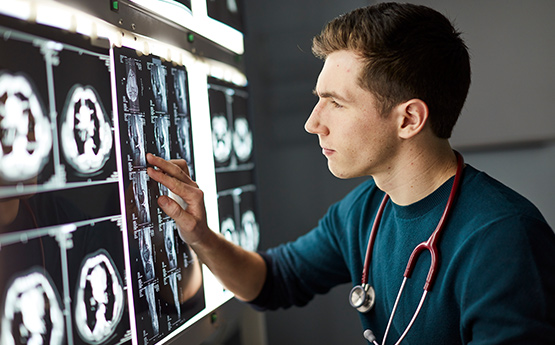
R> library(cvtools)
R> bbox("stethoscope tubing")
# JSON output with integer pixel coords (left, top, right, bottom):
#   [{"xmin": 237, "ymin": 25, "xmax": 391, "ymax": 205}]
[
  {"xmin": 381, "ymin": 277, "xmax": 429, "ymax": 345},
  {"xmin": 361, "ymin": 193, "xmax": 389, "ymax": 285},
  {"xmin": 361, "ymin": 151, "xmax": 463, "ymax": 288},
  {"xmin": 357, "ymin": 151, "xmax": 464, "ymax": 345}
]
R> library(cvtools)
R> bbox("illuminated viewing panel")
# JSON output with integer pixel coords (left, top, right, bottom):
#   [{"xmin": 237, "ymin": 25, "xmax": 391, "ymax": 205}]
[
  {"xmin": 130, "ymin": 0, "xmax": 244, "ymax": 55},
  {"xmin": 0, "ymin": 0, "xmax": 257, "ymax": 344}
]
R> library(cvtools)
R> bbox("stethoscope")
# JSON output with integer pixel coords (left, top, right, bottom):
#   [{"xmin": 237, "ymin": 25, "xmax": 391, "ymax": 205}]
[{"xmin": 349, "ymin": 151, "xmax": 464, "ymax": 345}]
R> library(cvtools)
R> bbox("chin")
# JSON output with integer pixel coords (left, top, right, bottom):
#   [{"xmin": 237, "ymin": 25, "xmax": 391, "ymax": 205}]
[{"xmin": 328, "ymin": 165, "xmax": 359, "ymax": 180}]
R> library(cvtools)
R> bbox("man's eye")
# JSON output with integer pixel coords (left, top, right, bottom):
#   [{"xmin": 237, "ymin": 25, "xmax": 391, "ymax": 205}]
[{"xmin": 331, "ymin": 100, "xmax": 343, "ymax": 108}]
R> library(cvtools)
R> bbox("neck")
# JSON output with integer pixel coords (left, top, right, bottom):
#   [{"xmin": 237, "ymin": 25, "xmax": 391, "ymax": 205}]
[{"xmin": 374, "ymin": 143, "xmax": 459, "ymax": 206}]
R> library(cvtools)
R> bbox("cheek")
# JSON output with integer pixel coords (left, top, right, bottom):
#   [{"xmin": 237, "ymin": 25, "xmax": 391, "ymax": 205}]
[
  {"xmin": 347, "ymin": 121, "xmax": 393, "ymax": 156},
  {"xmin": 347, "ymin": 123, "xmax": 374, "ymax": 147}
]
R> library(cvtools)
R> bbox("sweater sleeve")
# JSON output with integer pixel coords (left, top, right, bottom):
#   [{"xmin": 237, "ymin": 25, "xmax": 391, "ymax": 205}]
[
  {"xmin": 246, "ymin": 181, "xmax": 376, "ymax": 311},
  {"xmin": 459, "ymin": 215, "xmax": 555, "ymax": 344},
  {"xmin": 247, "ymin": 209, "xmax": 351, "ymax": 310},
  {"xmin": 246, "ymin": 180, "xmax": 378, "ymax": 311}
]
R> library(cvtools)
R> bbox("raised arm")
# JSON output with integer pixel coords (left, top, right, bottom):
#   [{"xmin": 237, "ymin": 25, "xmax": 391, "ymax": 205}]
[{"xmin": 146, "ymin": 153, "xmax": 266, "ymax": 301}]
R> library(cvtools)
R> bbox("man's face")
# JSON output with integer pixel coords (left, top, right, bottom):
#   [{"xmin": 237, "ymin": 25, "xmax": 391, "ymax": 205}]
[{"xmin": 305, "ymin": 50, "xmax": 399, "ymax": 179}]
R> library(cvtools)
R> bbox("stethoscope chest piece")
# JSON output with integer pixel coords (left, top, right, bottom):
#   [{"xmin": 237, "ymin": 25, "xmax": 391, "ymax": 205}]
[{"xmin": 349, "ymin": 284, "xmax": 375, "ymax": 313}]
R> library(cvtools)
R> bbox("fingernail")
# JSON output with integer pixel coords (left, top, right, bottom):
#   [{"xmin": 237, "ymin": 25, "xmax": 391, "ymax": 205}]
[{"xmin": 158, "ymin": 196, "xmax": 168, "ymax": 207}]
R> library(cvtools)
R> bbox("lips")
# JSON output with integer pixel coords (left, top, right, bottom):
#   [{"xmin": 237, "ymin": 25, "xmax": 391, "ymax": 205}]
[{"xmin": 322, "ymin": 147, "xmax": 335, "ymax": 156}]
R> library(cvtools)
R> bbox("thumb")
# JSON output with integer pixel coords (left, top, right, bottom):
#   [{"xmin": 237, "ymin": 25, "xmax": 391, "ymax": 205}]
[{"xmin": 157, "ymin": 195, "xmax": 205, "ymax": 245}]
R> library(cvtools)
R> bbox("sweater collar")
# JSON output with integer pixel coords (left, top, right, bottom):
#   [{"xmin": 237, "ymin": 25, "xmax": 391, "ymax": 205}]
[{"xmin": 390, "ymin": 166, "xmax": 470, "ymax": 220}]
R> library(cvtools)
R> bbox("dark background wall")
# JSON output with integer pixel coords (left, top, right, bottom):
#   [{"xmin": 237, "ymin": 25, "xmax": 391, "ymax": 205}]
[
  {"xmin": 239, "ymin": 1, "xmax": 555, "ymax": 344},
  {"xmin": 241, "ymin": 1, "xmax": 369, "ymax": 344}
]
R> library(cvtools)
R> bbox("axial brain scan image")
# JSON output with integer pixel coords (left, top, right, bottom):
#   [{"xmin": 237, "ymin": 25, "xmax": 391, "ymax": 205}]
[
  {"xmin": 74, "ymin": 250, "xmax": 125, "ymax": 344},
  {"xmin": 60, "ymin": 85, "xmax": 113, "ymax": 175},
  {"xmin": 221, "ymin": 217, "xmax": 239, "ymax": 246},
  {"xmin": 1, "ymin": 269, "xmax": 65, "ymax": 345},
  {"xmin": 211, "ymin": 115, "xmax": 232, "ymax": 164},
  {"xmin": 232, "ymin": 117, "xmax": 252, "ymax": 163},
  {"xmin": 0, "ymin": 72, "xmax": 52, "ymax": 182},
  {"xmin": 240, "ymin": 210, "xmax": 259, "ymax": 252}
]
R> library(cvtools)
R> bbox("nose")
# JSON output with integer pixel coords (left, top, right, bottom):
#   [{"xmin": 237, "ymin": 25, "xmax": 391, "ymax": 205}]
[{"xmin": 304, "ymin": 101, "xmax": 328, "ymax": 135}]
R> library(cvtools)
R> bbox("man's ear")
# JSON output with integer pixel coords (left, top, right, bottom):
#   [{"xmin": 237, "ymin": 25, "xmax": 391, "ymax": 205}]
[{"xmin": 395, "ymin": 98, "xmax": 429, "ymax": 139}]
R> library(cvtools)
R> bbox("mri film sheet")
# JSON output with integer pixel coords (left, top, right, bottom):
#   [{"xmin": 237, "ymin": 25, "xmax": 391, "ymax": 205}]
[
  {"xmin": 208, "ymin": 78, "xmax": 253, "ymax": 173},
  {"xmin": 0, "ymin": 17, "xmax": 118, "ymax": 201},
  {"xmin": 114, "ymin": 47, "xmax": 195, "ymax": 177},
  {"xmin": 208, "ymin": 86, "xmax": 232, "ymax": 169},
  {"xmin": 68, "ymin": 220, "xmax": 130, "ymax": 345},
  {"xmin": 123, "ymin": 193, "xmax": 205, "ymax": 345},
  {"xmin": 168, "ymin": 66, "xmax": 195, "ymax": 180},
  {"xmin": 0, "ymin": 170, "xmax": 128, "ymax": 345},
  {"xmin": 155, "ymin": 221, "xmax": 204, "ymax": 331},
  {"xmin": 217, "ymin": 189, "xmax": 259, "ymax": 252},
  {"xmin": 54, "ymin": 48, "xmax": 116, "ymax": 182},
  {"xmin": 0, "ymin": 219, "xmax": 131, "ymax": 345},
  {"xmin": 114, "ymin": 47, "xmax": 204, "ymax": 345},
  {"xmin": 208, "ymin": 78, "xmax": 259, "ymax": 252}
]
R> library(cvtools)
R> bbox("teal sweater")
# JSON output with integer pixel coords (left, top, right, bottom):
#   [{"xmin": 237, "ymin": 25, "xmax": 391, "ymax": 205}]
[{"xmin": 251, "ymin": 165, "xmax": 555, "ymax": 344}]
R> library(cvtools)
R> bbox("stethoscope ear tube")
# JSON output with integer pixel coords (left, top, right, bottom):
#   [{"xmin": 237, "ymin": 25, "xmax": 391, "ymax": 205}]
[{"xmin": 361, "ymin": 194, "xmax": 389, "ymax": 285}]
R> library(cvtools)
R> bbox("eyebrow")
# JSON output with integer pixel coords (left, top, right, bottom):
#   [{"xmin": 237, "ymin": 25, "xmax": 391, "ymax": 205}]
[{"xmin": 312, "ymin": 88, "xmax": 351, "ymax": 103}]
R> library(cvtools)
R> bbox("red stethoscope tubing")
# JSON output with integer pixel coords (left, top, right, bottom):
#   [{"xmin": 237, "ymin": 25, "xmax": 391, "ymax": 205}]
[
  {"xmin": 360, "ymin": 151, "xmax": 464, "ymax": 291},
  {"xmin": 361, "ymin": 194, "xmax": 389, "ymax": 286}
]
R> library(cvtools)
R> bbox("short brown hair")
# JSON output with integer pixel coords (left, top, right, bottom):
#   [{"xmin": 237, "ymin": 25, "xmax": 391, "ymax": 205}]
[{"xmin": 312, "ymin": 2, "xmax": 471, "ymax": 139}]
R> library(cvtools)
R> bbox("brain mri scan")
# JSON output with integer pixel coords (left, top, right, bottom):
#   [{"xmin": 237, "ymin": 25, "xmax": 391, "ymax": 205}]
[
  {"xmin": 1, "ymin": 269, "xmax": 64, "ymax": 345},
  {"xmin": 74, "ymin": 250, "xmax": 125, "ymax": 344},
  {"xmin": 211, "ymin": 115, "xmax": 232, "ymax": 164},
  {"xmin": 232, "ymin": 117, "xmax": 252, "ymax": 163},
  {"xmin": 0, "ymin": 72, "xmax": 53, "ymax": 182},
  {"xmin": 60, "ymin": 85, "xmax": 113, "ymax": 175},
  {"xmin": 240, "ymin": 210, "xmax": 259, "ymax": 252}
]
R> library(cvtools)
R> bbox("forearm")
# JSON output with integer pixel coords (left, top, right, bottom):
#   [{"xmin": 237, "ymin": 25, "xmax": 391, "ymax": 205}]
[{"xmin": 191, "ymin": 229, "xmax": 267, "ymax": 302}]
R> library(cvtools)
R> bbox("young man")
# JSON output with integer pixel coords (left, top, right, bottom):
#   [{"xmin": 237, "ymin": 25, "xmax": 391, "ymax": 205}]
[{"xmin": 147, "ymin": 2, "xmax": 555, "ymax": 344}]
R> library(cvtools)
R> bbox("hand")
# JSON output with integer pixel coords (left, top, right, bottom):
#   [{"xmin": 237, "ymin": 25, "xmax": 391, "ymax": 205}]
[
  {"xmin": 146, "ymin": 153, "xmax": 209, "ymax": 246},
  {"xmin": 147, "ymin": 155, "xmax": 267, "ymax": 302}
]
